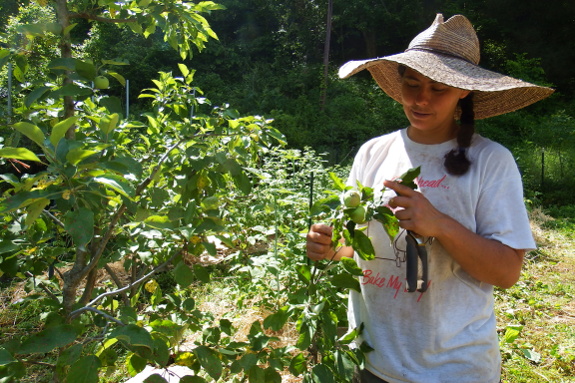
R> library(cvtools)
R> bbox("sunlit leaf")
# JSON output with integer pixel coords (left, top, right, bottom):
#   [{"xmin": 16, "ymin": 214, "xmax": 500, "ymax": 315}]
[
  {"xmin": 353, "ymin": 230, "xmax": 375, "ymax": 260},
  {"xmin": 66, "ymin": 148, "xmax": 98, "ymax": 165},
  {"xmin": 25, "ymin": 198, "xmax": 50, "ymax": 227},
  {"xmin": 13, "ymin": 122, "xmax": 46, "ymax": 148},
  {"xmin": 51, "ymin": 116, "xmax": 79, "ymax": 147},
  {"xmin": 94, "ymin": 175, "xmax": 135, "ymax": 199}
]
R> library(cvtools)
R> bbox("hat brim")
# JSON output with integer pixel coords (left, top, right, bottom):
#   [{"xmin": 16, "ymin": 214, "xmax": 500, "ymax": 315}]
[{"xmin": 339, "ymin": 50, "xmax": 554, "ymax": 119}]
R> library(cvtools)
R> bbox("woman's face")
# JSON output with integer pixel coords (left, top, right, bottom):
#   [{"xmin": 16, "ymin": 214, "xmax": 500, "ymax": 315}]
[{"xmin": 401, "ymin": 68, "xmax": 470, "ymax": 144}]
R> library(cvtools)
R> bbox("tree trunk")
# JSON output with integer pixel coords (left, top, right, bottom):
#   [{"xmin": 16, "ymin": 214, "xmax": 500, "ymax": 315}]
[
  {"xmin": 320, "ymin": 0, "xmax": 333, "ymax": 109},
  {"xmin": 54, "ymin": 0, "xmax": 76, "ymax": 139}
]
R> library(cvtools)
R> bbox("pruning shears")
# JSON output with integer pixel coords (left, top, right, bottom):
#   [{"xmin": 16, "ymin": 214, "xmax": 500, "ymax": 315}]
[{"xmin": 405, "ymin": 231, "xmax": 428, "ymax": 293}]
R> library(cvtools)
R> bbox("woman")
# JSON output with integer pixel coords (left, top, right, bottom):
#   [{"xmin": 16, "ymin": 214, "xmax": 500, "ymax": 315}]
[{"xmin": 306, "ymin": 14, "xmax": 553, "ymax": 383}]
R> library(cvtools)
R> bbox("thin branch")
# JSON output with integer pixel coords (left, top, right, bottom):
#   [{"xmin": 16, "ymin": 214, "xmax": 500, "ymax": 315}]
[
  {"xmin": 42, "ymin": 209, "xmax": 65, "ymax": 229},
  {"xmin": 24, "ymin": 272, "xmax": 60, "ymax": 302},
  {"xmin": 104, "ymin": 264, "xmax": 130, "ymax": 306},
  {"xmin": 69, "ymin": 245, "xmax": 185, "ymax": 320},
  {"xmin": 75, "ymin": 306, "xmax": 125, "ymax": 326},
  {"xmin": 68, "ymin": 12, "xmax": 135, "ymax": 24}
]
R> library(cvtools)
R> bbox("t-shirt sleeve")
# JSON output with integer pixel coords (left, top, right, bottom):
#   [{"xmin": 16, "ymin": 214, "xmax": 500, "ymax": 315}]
[{"xmin": 474, "ymin": 145, "xmax": 536, "ymax": 251}]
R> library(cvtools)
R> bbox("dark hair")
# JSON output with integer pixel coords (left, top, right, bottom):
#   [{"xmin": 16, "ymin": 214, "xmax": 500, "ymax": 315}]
[
  {"xmin": 397, "ymin": 64, "xmax": 475, "ymax": 176},
  {"xmin": 444, "ymin": 93, "xmax": 474, "ymax": 176}
]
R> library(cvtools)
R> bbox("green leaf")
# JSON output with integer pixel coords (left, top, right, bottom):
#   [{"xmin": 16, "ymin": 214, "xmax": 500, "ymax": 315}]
[
  {"xmin": 51, "ymin": 117, "xmax": 79, "ymax": 147},
  {"xmin": 295, "ymin": 264, "xmax": 312, "ymax": 283},
  {"xmin": 0, "ymin": 190, "xmax": 54, "ymax": 213},
  {"xmin": 57, "ymin": 343, "xmax": 83, "ymax": 367},
  {"xmin": 66, "ymin": 147, "xmax": 98, "ymax": 165},
  {"xmin": 111, "ymin": 324, "xmax": 154, "ymax": 350},
  {"xmin": 24, "ymin": 86, "xmax": 51, "ymax": 108},
  {"xmin": 329, "ymin": 172, "xmax": 347, "ymax": 191},
  {"xmin": 239, "ymin": 353, "xmax": 258, "ymax": 371},
  {"xmin": 353, "ymin": 230, "xmax": 375, "ymax": 260},
  {"xmin": 398, "ymin": 166, "xmax": 421, "ymax": 189},
  {"xmin": 173, "ymin": 261, "xmax": 194, "ymax": 287},
  {"xmin": 331, "ymin": 273, "xmax": 361, "ymax": 292},
  {"xmin": 126, "ymin": 353, "xmax": 147, "ymax": 376},
  {"xmin": 18, "ymin": 325, "xmax": 78, "ymax": 354},
  {"xmin": 373, "ymin": 206, "xmax": 400, "ymax": 240},
  {"xmin": 65, "ymin": 355, "xmax": 101, "ymax": 383},
  {"xmin": 75, "ymin": 60, "xmax": 97, "ymax": 81},
  {"xmin": 340, "ymin": 257, "xmax": 363, "ymax": 276},
  {"xmin": 51, "ymin": 83, "xmax": 93, "ymax": 98},
  {"xmin": 12, "ymin": 122, "xmax": 46, "ymax": 148},
  {"xmin": 521, "ymin": 348, "xmax": 541, "ymax": 363},
  {"xmin": 193, "ymin": 264, "xmax": 210, "ymax": 283},
  {"xmin": 263, "ymin": 306, "xmax": 289, "ymax": 331},
  {"xmin": 94, "ymin": 175, "xmax": 135, "ymax": 199},
  {"xmin": 143, "ymin": 215, "xmax": 174, "ymax": 229},
  {"xmin": 503, "ymin": 324, "xmax": 523, "ymax": 344},
  {"xmin": 49, "ymin": 58, "xmax": 77, "ymax": 71},
  {"xmin": 99, "ymin": 113, "xmax": 120, "ymax": 135},
  {"xmin": 25, "ymin": 198, "xmax": 50, "ymax": 227},
  {"xmin": 289, "ymin": 353, "xmax": 306, "ymax": 376},
  {"xmin": 0, "ymin": 147, "xmax": 43, "ymax": 163},
  {"xmin": 0, "ymin": 348, "xmax": 16, "ymax": 366},
  {"xmin": 233, "ymin": 171, "xmax": 252, "ymax": 194},
  {"xmin": 194, "ymin": 346, "xmax": 222, "ymax": 381},
  {"xmin": 144, "ymin": 375, "xmax": 168, "ymax": 383},
  {"xmin": 64, "ymin": 208, "xmax": 94, "ymax": 249},
  {"xmin": 180, "ymin": 377, "xmax": 207, "ymax": 383},
  {"xmin": 311, "ymin": 364, "xmax": 335, "ymax": 383}
]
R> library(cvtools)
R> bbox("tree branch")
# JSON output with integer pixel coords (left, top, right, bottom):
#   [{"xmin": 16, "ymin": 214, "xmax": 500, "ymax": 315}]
[
  {"xmin": 68, "ymin": 12, "xmax": 135, "ymax": 24},
  {"xmin": 68, "ymin": 245, "xmax": 186, "ymax": 320}
]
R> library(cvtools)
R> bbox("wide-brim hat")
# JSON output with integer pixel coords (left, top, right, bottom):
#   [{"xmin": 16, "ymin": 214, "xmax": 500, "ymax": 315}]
[{"xmin": 339, "ymin": 14, "xmax": 554, "ymax": 119}]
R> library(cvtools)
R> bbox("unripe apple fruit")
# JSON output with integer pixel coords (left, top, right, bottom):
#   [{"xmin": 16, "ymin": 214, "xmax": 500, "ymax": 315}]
[
  {"xmin": 343, "ymin": 190, "xmax": 361, "ymax": 208},
  {"xmin": 349, "ymin": 206, "xmax": 367, "ymax": 224},
  {"xmin": 94, "ymin": 76, "xmax": 109, "ymax": 89}
]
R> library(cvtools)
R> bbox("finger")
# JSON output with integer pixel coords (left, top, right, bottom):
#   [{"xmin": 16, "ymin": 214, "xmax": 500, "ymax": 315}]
[
  {"xmin": 310, "ymin": 223, "xmax": 333, "ymax": 236},
  {"xmin": 306, "ymin": 242, "xmax": 331, "ymax": 261},
  {"xmin": 384, "ymin": 179, "xmax": 416, "ymax": 196},
  {"xmin": 307, "ymin": 229, "xmax": 332, "ymax": 246}
]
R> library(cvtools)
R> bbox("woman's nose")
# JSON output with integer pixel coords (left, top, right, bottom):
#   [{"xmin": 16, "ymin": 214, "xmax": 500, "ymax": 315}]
[{"xmin": 415, "ymin": 88, "xmax": 430, "ymax": 105}]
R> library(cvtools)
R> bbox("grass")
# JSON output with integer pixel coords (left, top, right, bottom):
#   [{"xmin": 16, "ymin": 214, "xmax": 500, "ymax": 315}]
[
  {"xmin": 1, "ymin": 206, "xmax": 574, "ymax": 382},
  {"xmin": 496, "ymin": 207, "xmax": 575, "ymax": 382}
]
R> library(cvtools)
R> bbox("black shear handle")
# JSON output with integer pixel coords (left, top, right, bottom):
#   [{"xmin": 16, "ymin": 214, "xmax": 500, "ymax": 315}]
[{"xmin": 405, "ymin": 231, "xmax": 428, "ymax": 293}]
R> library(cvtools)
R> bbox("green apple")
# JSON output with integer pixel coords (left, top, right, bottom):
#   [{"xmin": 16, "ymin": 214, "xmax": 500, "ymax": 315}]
[
  {"xmin": 348, "ymin": 206, "xmax": 367, "ymax": 224},
  {"xmin": 94, "ymin": 75, "xmax": 109, "ymax": 89},
  {"xmin": 343, "ymin": 190, "xmax": 361, "ymax": 208}
]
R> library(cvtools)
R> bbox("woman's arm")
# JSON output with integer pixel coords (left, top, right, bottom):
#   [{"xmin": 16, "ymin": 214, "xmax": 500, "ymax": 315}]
[{"xmin": 385, "ymin": 180, "xmax": 524, "ymax": 289}]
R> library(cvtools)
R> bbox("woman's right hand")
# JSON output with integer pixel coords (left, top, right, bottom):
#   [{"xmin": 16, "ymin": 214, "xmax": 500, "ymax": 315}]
[{"xmin": 306, "ymin": 223, "xmax": 334, "ymax": 261}]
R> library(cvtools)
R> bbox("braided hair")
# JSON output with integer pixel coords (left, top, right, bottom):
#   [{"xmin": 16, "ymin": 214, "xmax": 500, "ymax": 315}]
[{"xmin": 444, "ymin": 93, "xmax": 474, "ymax": 176}]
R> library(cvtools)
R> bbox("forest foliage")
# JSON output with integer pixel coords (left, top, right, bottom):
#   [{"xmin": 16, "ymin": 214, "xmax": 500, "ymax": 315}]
[{"xmin": 0, "ymin": 0, "xmax": 573, "ymax": 382}]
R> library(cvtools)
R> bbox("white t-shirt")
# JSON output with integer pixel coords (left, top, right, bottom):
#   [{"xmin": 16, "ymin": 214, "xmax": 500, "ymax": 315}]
[{"xmin": 347, "ymin": 129, "xmax": 536, "ymax": 383}]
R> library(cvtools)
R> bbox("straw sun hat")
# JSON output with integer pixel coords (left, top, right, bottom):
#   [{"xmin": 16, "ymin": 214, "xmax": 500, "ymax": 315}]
[{"xmin": 339, "ymin": 14, "xmax": 554, "ymax": 119}]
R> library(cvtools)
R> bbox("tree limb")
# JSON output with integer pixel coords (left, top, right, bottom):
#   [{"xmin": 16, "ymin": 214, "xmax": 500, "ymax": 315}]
[{"xmin": 68, "ymin": 245, "xmax": 186, "ymax": 321}]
